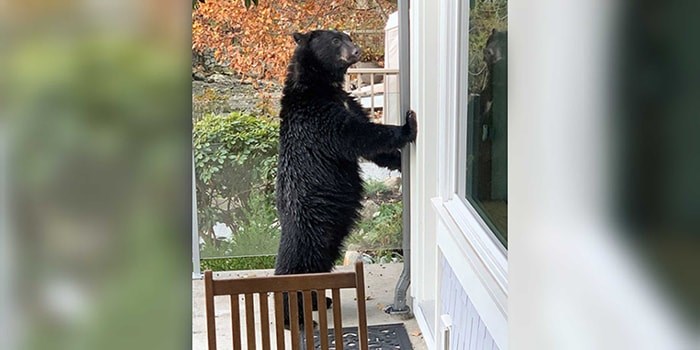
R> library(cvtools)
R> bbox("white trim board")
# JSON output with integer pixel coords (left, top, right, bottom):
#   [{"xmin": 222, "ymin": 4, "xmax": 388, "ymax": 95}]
[{"xmin": 414, "ymin": 298, "xmax": 437, "ymax": 350}]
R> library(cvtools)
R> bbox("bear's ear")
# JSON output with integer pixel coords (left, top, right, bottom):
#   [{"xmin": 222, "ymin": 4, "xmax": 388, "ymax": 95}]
[{"xmin": 292, "ymin": 32, "xmax": 307, "ymax": 44}]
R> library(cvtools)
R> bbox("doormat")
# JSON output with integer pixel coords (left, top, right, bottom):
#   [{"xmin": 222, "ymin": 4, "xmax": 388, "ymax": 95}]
[{"xmin": 300, "ymin": 322, "xmax": 413, "ymax": 349}]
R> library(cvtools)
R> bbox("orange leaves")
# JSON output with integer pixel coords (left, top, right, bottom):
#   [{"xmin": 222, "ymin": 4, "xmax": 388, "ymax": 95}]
[{"xmin": 192, "ymin": 0, "xmax": 396, "ymax": 83}]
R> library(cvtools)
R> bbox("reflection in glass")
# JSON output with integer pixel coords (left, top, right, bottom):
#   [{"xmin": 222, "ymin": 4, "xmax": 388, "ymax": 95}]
[{"xmin": 465, "ymin": 1, "xmax": 507, "ymax": 246}]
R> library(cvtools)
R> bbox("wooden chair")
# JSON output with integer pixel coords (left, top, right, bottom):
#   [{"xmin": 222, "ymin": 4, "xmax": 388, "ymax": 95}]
[{"xmin": 204, "ymin": 261, "xmax": 369, "ymax": 350}]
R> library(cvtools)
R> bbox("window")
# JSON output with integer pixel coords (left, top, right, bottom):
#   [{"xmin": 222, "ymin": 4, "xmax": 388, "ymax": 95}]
[{"xmin": 462, "ymin": 0, "xmax": 508, "ymax": 247}]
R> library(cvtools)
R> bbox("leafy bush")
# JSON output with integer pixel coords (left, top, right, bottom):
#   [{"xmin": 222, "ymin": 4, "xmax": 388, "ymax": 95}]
[
  {"xmin": 201, "ymin": 255, "xmax": 277, "ymax": 271},
  {"xmin": 363, "ymin": 180, "xmax": 392, "ymax": 197},
  {"xmin": 342, "ymin": 180, "xmax": 404, "ymax": 263},
  {"xmin": 231, "ymin": 189, "xmax": 280, "ymax": 254},
  {"xmin": 199, "ymin": 189, "xmax": 281, "ymax": 257},
  {"xmin": 193, "ymin": 112, "xmax": 280, "ymax": 257},
  {"xmin": 350, "ymin": 201, "xmax": 403, "ymax": 249}
]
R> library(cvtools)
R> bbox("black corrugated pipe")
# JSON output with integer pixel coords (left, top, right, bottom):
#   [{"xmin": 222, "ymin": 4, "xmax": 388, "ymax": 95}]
[{"xmin": 384, "ymin": 0, "xmax": 412, "ymax": 318}]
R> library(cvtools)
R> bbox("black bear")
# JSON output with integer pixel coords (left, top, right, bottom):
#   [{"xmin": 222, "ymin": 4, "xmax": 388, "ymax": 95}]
[
  {"xmin": 274, "ymin": 30, "xmax": 417, "ymax": 328},
  {"xmin": 480, "ymin": 29, "xmax": 508, "ymax": 116}
]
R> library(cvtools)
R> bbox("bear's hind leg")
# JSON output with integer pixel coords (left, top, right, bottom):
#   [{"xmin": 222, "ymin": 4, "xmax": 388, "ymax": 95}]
[
  {"xmin": 282, "ymin": 291, "xmax": 323, "ymax": 331},
  {"xmin": 310, "ymin": 290, "xmax": 333, "ymax": 311}
]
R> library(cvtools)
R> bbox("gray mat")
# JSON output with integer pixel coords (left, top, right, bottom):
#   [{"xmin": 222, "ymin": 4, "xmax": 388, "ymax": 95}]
[{"xmin": 300, "ymin": 322, "xmax": 413, "ymax": 349}]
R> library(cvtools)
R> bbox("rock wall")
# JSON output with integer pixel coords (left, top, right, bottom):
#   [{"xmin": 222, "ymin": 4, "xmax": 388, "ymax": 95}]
[{"xmin": 192, "ymin": 51, "xmax": 282, "ymax": 119}]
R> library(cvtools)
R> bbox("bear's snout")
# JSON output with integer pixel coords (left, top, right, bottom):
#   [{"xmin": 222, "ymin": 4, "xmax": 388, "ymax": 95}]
[{"xmin": 344, "ymin": 44, "xmax": 361, "ymax": 65}]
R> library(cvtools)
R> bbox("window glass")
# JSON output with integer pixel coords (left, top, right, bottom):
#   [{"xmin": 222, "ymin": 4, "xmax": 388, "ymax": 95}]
[{"xmin": 464, "ymin": 0, "xmax": 508, "ymax": 246}]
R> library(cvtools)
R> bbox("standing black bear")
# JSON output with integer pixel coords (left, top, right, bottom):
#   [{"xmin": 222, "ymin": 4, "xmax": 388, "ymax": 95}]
[{"xmin": 274, "ymin": 30, "xmax": 417, "ymax": 328}]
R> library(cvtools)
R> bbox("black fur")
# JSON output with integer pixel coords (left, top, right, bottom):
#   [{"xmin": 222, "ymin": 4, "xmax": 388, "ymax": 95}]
[{"xmin": 273, "ymin": 30, "xmax": 417, "ymax": 328}]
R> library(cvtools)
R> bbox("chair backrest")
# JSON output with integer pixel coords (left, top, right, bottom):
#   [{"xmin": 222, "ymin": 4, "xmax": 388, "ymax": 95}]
[{"xmin": 204, "ymin": 260, "xmax": 369, "ymax": 350}]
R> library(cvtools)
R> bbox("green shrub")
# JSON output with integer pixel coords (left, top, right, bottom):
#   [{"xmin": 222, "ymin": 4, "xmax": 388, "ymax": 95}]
[
  {"xmin": 193, "ymin": 112, "xmax": 280, "ymax": 258},
  {"xmin": 201, "ymin": 255, "xmax": 277, "ymax": 271},
  {"xmin": 199, "ymin": 189, "xmax": 280, "ymax": 257},
  {"xmin": 363, "ymin": 180, "xmax": 391, "ymax": 197},
  {"xmin": 232, "ymin": 189, "xmax": 279, "ymax": 253},
  {"xmin": 348, "ymin": 201, "xmax": 403, "ymax": 250}
]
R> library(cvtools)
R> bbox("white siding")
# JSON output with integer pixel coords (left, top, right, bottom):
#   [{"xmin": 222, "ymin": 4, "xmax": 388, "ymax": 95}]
[{"xmin": 441, "ymin": 256, "xmax": 499, "ymax": 350}]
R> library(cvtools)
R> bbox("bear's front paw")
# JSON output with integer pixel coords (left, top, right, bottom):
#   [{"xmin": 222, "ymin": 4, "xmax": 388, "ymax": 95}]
[{"xmin": 403, "ymin": 110, "xmax": 418, "ymax": 142}]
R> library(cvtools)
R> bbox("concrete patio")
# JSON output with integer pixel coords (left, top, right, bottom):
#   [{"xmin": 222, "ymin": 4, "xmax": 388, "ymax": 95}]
[{"xmin": 193, "ymin": 262, "xmax": 427, "ymax": 349}]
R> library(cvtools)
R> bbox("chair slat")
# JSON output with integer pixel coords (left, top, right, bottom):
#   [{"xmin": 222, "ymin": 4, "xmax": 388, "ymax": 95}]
[
  {"xmin": 302, "ymin": 291, "xmax": 314, "ymax": 350},
  {"xmin": 244, "ymin": 293, "xmax": 256, "ymax": 350},
  {"xmin": 212, "ymin": 272, "xmax": 356, "ymax": 295},
  {"xmin": 204, "ymin": 271, "xmax": 217, "ymax": 350},
  {"xmin": 354, "ymin": 261, "xmax": 369, "ymax": 350},
  {"xmin": 230, "ymin": 295, "xmax": 242, "ymax": 350},
  {"xmin": 273, "ymin": 292, "xmax": 286, "ymax": 350},
  {"xmin": 332, "ymin": 288, "xmax": 343, "ymax": 350},
  {"xmin": 317, "ymin": 289, "xmax": 329, "ymax": 350},
  {"xmin": 289, "ymin": 292, "xmax": 301, "ymax": 350},
  {"xmin": 259, "ymin": 293, "xmax": 271, "ymax": 350}
]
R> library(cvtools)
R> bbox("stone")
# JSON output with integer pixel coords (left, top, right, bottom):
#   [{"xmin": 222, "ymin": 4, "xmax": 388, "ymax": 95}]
[
  {"xmin": 360, "ymin": 199, "xmax": 379, "ymax": 220},
  {"xmin": 343, "ymin": 250, "xmax": 361, "ymax": 266},
  {"xmin": 207, "ymin": 73, "xmax": 230, "ymax": 84},
  {"xmin": 192, "ymin": 71, "xmax": 206, "ymax": 81},
  {"xmin": 383, "ymin": 176, "xmax": 401, "ymax": 189}
]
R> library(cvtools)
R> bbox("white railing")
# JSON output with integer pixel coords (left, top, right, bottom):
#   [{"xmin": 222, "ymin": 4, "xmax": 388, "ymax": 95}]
[{"xmin": 345, "ymin": 68, "xmax": 400, "ymax": 125}]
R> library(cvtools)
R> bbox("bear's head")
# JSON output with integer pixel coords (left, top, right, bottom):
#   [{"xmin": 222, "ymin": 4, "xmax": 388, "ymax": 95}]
[
  {"xmin": 484, "ymin": 29, "xmax": 508, "ymax": 65},
  {"xmin": 288, "ymin": 30, "xmax": 361, "ymax": 86}
]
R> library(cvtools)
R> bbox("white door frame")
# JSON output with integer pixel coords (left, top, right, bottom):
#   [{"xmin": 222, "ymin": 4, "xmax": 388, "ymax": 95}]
[{"xmin": 410, "ymin": 0, "xmax": 508, "ymax": 348}]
